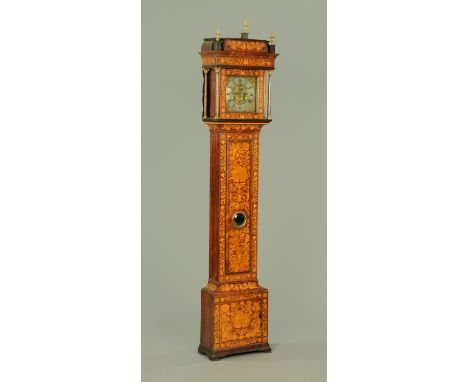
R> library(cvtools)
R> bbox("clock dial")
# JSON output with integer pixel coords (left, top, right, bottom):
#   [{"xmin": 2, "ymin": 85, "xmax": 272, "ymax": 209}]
[{"xmin": 225, "ymin": 76, "xmax": 257, "ymax": 113}]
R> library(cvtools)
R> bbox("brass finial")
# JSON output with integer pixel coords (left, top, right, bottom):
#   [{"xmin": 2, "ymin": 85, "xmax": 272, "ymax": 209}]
[
  {"xmin": 243, "ymin": 19, "xmax": 248, "ymax": 32},
  {"xmin": 215, "ymin": 28, "xmax": 221, "ymax": 41},
  {"xmin": 269, "ymin": 33, "xmax": 276, "ymax": 45}
]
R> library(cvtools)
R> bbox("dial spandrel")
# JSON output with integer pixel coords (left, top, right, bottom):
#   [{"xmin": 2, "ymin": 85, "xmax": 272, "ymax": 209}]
[{"xmin": 225, "ymin": 76, "xmax": 257, "ymax": 113}]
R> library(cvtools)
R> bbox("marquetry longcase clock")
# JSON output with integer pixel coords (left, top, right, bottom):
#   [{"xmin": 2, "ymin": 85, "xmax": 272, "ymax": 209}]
[{"xmin": 198, "ymin": 23, "xmax": 279, "ymax": 360}]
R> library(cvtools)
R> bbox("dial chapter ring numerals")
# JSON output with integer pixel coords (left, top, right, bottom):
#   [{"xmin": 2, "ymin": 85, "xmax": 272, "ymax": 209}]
[
  {"xmin": 225, "ymin": 76, "xmax": 257, "ymax": 113},
  {"xmin": 220, "ymin": 69, "xmax": 265, "ymax": 119}
]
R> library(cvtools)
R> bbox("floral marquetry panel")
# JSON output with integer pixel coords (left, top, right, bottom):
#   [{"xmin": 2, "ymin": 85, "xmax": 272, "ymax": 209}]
[
  {"xmin": 218, "ymin": 132, "xmax": 259, "ymax": 282},
  {"xmin": 224, "ymin": 40, "xmax": 268, "ymax": 52},
  {"xmin": 213, "ymin": 293, "xmax": 268, "ymax": 351},
  {"xmin": 227, "ymin": 141, "xmax": 251, "ymax": 272}
]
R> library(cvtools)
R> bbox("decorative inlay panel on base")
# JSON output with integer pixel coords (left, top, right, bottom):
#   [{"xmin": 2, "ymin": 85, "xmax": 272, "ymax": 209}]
[{"xmin": 199, "ymin": 287, "xmax": 270, "ymax": 359}]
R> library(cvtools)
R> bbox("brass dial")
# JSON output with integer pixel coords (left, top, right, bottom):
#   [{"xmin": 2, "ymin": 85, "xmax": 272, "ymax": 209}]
[{"xmin": 225, "ymin": 76, "xmax": 257, "ymax": 113}]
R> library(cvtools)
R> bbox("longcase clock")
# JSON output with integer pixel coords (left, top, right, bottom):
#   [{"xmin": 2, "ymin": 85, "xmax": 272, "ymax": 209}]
[{"xmin": 198, "ymin": 23, "xmax": 279, "ymax": 360}]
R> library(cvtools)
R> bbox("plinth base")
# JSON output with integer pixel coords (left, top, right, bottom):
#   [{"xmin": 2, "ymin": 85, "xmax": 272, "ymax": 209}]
[
  {"xmin": 198, "ymin": 342, "xmax": 271, "ymax": 361},
  {"xmin": 199, "ymin": 286, "xmax": 270, "ymax": 360}
]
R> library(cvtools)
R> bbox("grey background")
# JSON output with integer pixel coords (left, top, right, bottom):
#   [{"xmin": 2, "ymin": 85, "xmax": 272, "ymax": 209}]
[{"xmin": 142, "ymin": 0, "xmax": 326, "ymax": 380}]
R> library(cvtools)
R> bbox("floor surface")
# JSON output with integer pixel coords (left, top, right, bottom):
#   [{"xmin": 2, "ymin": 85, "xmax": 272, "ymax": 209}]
[{"xmin": 142, "ymin": 340, "xmax": 326, "ymax": 382}]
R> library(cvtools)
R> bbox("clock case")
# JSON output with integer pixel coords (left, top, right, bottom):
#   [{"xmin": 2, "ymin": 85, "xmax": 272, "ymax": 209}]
[{"xmin": 198, "ymin": 34, "xmax": 278, "ymax": 360}]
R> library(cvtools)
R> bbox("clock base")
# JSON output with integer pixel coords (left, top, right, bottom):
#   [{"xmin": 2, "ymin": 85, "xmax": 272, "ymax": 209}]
[
  {"xmin": 199, "ymin": 286, "xmax": 270, "ymax": 360},
  {"xmin": 198, "ymin": 342, "xmax": 271, "ymax": 361}
]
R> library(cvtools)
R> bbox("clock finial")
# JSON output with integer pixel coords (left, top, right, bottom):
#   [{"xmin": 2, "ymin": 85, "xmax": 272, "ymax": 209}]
[
  {"xmin": 269, "ymin": 33, "xmax": 276, "ymax": 45},
  {"xmin": 215, "ymin": 28, "xmax": 221, "ymax": 42},
  {"xmin": 241, "ymin": 19, "xmax": 249, "ymax": 39}
]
